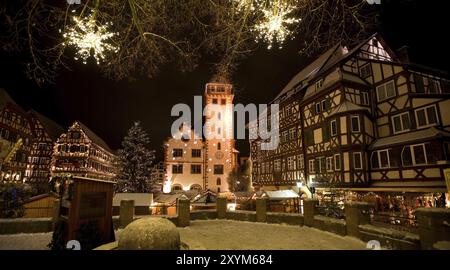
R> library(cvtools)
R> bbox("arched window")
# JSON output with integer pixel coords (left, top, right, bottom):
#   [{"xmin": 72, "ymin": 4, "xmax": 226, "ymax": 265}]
[
  {"xmin": 217, "ymin": 142, "xmax": 221, "ymax": 150},
  {"xmin": 171, "ymin": 184, "xmax": 183, "ymax": 193},
  {"xmin": 216, "ymin": 177, "xmax": 221, "ymax": 185},
  {"xmin": 190, "ymin": 184, "xmax": 202, "ymax": 192}
]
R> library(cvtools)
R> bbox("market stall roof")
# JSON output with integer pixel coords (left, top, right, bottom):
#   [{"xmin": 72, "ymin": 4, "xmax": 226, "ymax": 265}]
[
  {"xmin": 191, "ymin": 190, "xmax": 217, "ymax": 205},
  {"xmin": 113, "ymin": 193, "xmax": 153, "ymax": 207},
  {"xmin": 262, "ymin": 190, "xmax": 300, "ymax": 200},
  {"xmin": 154, "ymin": 193, "xmax": 185, "ymax": 205}
]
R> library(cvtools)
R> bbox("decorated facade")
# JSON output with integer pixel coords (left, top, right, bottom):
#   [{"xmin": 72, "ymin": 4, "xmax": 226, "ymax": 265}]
[
  {"xmin": 250, "ymin": 33, "xmax": 450, "ymax": 204},
  {"xmin": 26, "ymin": 110, "xmax": 65, "ymax": 193},
  {"xmin": 0, "ymin": 88, "xmax": 33, "ymax": 183},
  {"xmin": 51, "ymin": 121, "xmax": 116, "ymax": 181},
  {"xmin": 163, "ymin": 83, "xmax": 239, "ymax": 193}
]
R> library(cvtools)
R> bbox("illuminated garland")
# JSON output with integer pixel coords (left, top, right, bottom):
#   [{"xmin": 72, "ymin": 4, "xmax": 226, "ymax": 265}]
[
  {"xmin": 62, "ymin": 13, "xmax": 119, "ymax": 64},
  {"xmin": 232, "ymin": 0, "xmax": 300, "ymax": 49}
]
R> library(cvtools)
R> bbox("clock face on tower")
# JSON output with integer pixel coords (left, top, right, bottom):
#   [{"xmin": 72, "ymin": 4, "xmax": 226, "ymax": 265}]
[{"xmin": 215, "ymin": 151, "xmax": 224, "ymax": 160}]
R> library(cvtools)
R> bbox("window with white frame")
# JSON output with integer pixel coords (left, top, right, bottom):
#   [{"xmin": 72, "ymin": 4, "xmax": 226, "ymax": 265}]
[
  {"xmin": 326, "ymin": 157, "xmax": 333, "ymax": 172},
  {"xmin": 444, "ymin": 142, "xmax": 450, "ymax": 161},
  {"xmin": 287, "ymin": 156, "xmax": 295, "ymax": 170},
  {"xmin": 402, "ymin": 144, "xmax": 428, "ymax": 166},
  {"xmin": 392, "ymin": 112, "xmax": 411, "ymax": 134},
  {"xmin": 316, "ymin": 79, "xmax": 324, "ymax": 90},
  {"xmin": 353, "ymin": 152, "xmax": 363, "ymax": 170},
  {"xmin": 428, "ymin": 78, "xmax": 442, "ymax": 94},
  {"xmin": 298, "ymin": 154, "xmax": 304, "ymax": 169},
  {"xmin": 318, "ymin": 157, "xmax": 326, "ymax": 173},
  {"xmin": 315, "ymin": 103, "xmax": 321, "ymax": 114},
  {"xmin": 309, "ymin": 159, "xmax": 315, "ymax": 173},
  {"xmin": 362, "ymin": 92, "xmax": 370, "ymax": 105},
  {"xmin": 321, "ymin": 99, "xmax": 331, "ymax": 111},
  {"xmin": 289, "ymin": 128, "xmax": 296, "ymax": 140},
  {"xmin": 283, "ymin": 131, "xmax": 289, "ymax": 142},
  {"xmin": 351, "ymin": 116, "xmax": 360, "ymax": 132},
  {"xmin": 415, "ymin": 105, "xmax": 438, "ymax": 128},
  {"xmin": 334, "ymin": 154, "xmax": 341, "ymax": 171},
  {"xmin": 376, "ymin": 80, "xmax": 396, "ymax": 102},
  {"xmin": 371, "ymin": 150, "xmax": 390, "ymax": 169},
  {"xmin": 331, "ymin": 120, "xmax": 337, "ymax": 136},
  {"xmin": 274, "ymin": 159, "xmax": 282, "ymax": 172},
  {"xmin": 360, "ymin": 64, "xmax": 372, "ymax": 78}
]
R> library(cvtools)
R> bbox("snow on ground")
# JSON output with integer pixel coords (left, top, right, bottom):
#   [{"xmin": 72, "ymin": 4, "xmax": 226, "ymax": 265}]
[
  {"xmin": 0, "ymin": 232, "xmax": 52, "ymax": 250},
  {"xmin": 0, "ymin": 220, "xmax": 367, "ymax": 250},
  {"xmin": 179, "ymin": 220, "xmax": 367, "ymax": 250}
]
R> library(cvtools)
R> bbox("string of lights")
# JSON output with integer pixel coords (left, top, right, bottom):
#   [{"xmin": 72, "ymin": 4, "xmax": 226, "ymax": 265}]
[{"xmin": 62, "ymin": 11, "xmax": 119, "ymax": 65}]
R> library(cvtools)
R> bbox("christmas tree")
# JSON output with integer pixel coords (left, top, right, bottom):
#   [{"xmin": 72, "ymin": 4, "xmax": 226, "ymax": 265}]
[{"xmin": 115, "ymin": 122, "xmax": 155, "ymax": 193}]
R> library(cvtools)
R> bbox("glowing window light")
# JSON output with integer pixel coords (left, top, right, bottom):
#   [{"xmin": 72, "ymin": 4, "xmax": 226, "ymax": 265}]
[{"xmin": 62, "ymin": 13, "xmax": 119, "ymax": 64}]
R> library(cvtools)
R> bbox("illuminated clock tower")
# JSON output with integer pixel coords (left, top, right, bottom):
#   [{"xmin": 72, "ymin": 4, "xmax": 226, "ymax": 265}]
[{"xmin": 204, "ymin": 83, "xmax": 237, "ymax": 193}]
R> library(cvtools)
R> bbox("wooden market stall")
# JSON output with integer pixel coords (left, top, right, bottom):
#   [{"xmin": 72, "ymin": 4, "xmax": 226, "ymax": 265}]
[{"xmin": 52, "ymin": 175, "xmax": 115, "ymax": 247}]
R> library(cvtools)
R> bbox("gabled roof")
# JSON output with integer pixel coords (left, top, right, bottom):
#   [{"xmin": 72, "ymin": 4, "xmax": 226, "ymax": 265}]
[
  {"xmin": 262, "ymin": 190, "xmax": 300, "ymax": 200},
  {"xmin": 328, "ymin": 100, "xmax": 370, "ymax": 117},
  {"xmin": 369, "ymin": 127, "xmax": 450, "ymax": 150},
  {"xmin": 273, "ymin": 33, "xmax": 399, "ymax": 103},
  {"xmin": 76, "ymin": 121, "xmax": 113, "ymax": 153},
  {"xmin": 0, "ymin": 88, "xmax": 22, "ymax": 112},
  {"xmin": 113, "ymin": 193, "xmax": 153, "ymax": 207},
  {"xmin": 275, "ymin": 44, "xmax": 345, "ymax": 100},
  {"xmin": 29, "ymin": 110, "xmax": 65, "ymax": 141},
  {"xmin": 191, "ymin": 190, "xmax": 217, "ymax": 204}
]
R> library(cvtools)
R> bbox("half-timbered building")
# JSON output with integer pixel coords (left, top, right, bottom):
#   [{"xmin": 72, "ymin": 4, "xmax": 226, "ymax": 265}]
[
  {"xmin": 250, "ymin": 33, "xmax": 450, "ymax": 203},
  {"xmin": 0, "ymin": 88, "xmax": 33, "ymax": 183},
  {"xmin": 26, "ymin": 110, "xmax": 65, "ymax": 193},
  {"xmin": 51, "ymin": 121, "xmax": 116, "ymax": 181}
]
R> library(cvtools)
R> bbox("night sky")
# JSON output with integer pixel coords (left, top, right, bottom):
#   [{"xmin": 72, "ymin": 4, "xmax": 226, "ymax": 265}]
[{"xmin": 1, "ymin": 0, "xmax": 449, "ymax": 161}]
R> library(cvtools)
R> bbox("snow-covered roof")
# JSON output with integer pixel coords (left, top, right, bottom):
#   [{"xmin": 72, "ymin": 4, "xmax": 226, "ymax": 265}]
[
  {"xmin": 113, "ymin": 193, "xmax": 154, "ymax": 207},
  {"xmin": 263, "ymin": 190, "xmax": 300, "ymax": 200},
  {"xmin": 328, "ymin": 100, "xmax": 369, "ymax": 117},
  {"xmin": 275, "ymin": 44, "xmax": 344, "ymax": 101},
  {"xmin": 154, "ymin": 193, "xmax": 184, "ymax": 204},
  {"xmin": 369, "ymin": 127, "xmax": 450, "ymax": 150},
  {"xmin": 191, "ymin": 190, "xmax": 217, "ymax": 204},
  {"xmin": 76, "ymin": 121, "xmax": 114, "ymax": 153}
]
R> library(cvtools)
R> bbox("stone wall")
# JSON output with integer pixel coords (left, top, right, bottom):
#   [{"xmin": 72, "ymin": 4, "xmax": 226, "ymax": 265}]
[
  {"xmin": 0, "ymin": 218, "xmax": 52, "ymax": 234},
  {"xmin": 190, "ymin": 210, "xmax": 217, "ymax": 220},
  {"xmin": 225, "ymin": 210, "xmax": 257, "ymax": 222},
  {"xmin": 358, "ymin": 224, "xmax": 420, "ymax": 250},
  {"xmin": 313, "ymin": 215, "xmax": 346, "ymax": 236},
  {"xmin": 266, "ymin": 212, "xmax": 304, "ymax": 226}
]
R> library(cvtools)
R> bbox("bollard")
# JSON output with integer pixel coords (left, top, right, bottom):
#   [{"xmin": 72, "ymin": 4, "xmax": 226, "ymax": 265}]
[
  {"xmin": 177, "ymin": 197, "xmax": 190, "ymax": 227},
  {"xmin": 415, "ymin": 208, "xmax": 450, "ymax": 250},
  {"xmin": 303, "ymin": 199, "xmax": 319, "ymax": 227},
  {"xmin": 216, "ymin": 197, "xmax": 227, "ymax": 219},
  {"xmin": 51, "ymin": 199, "xmax": 60, "ymax": 230},
  {"xmin": 256, "ymin": 198, "xmax": 268, "ymax": 223},
  {"xmin": 120, "ymin": 200, "xmax": 135, "ymax": 228},
  {"xmin": 344, "ymin": 201, "xmax": 371, "ymax": 239}
]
